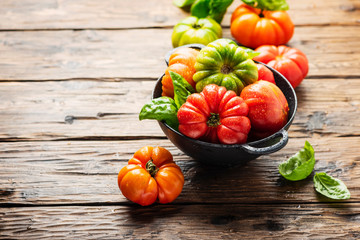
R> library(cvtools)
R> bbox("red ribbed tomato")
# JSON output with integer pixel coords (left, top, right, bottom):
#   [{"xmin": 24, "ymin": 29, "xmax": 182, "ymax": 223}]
[
  {"xmin": 177, "ymin": 84, "xmax": 251, "ymax": 144},
  {"xmin": 230, "ymin": 4, "xmax": 294, "ymax": 49},
  {"xmin": 118, "ymin": 146, "xmax": 184, "ymax": 206},
  {"xmin": 253, "ymin": 45, "xmax": 309, "ymax": 88}
]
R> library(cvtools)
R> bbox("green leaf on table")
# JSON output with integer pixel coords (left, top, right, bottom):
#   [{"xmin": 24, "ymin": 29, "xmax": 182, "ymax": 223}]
[
  {"xmin": 139, "ymin": 96, "xmax": 179, "ymax": 129},
  {"xmin": 313, "ymin": 172, "xmax": 351, "ymax": 200},
  {"xmin": 241, "ymin": 0, "xmax": 289, "ymax": 11},
  {"xmin": 173, "ymin": 0, "xmax": 196, "ymax": 8},
  {"xmin": 191, "ymin": 0, "xmax": 234, "ymax": 23},
  {"xmin": 278, "ymin": 141, "xmax": 315, "ymax": 181},
  {"xmin": 170, "ymin": 71, "xmax": 195, "ymax": 109}
]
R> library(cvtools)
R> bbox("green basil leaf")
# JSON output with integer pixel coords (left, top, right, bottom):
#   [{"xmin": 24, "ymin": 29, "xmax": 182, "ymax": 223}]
[
  {"xmin": 239, "ymin": 46, "xmax": 260, "ymax": 59},
  {"xmin": 191, "ymin": 0, "xmax": 211, "ymax": 19},
  {"xmin": 173, "ymin": 0, "xmax": 196, "ymax": 8},
  {"xmin": 242, "ymin": 0, "xmax": 289, "ymax": 11},
  {"xmin": 139, "ymin": 96, "xmax": 179, "ymax": 129},
  {"xmin": 170, "ymin": 71, "xmax": 194, "ymax": 109},
  {"xmin": 278, "ymin": 141, "xmax": 315, "ymax": 181},
  {"xmin": 209, "ymin": 0, "xmax": 234, "ymax": 23},
  {"xmin": 191, "ymin": 0, "xmax": 233, "ymax": 23},
  {"xmin": 313, "ymin": 173, "xmax": 351, "ymax": 200}
]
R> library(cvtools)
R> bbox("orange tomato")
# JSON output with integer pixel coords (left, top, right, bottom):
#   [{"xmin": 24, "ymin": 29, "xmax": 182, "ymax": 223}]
[
  {"xmin": 118, "ymin": 146, "xmax": 184, "ymax": 206},
  {"xmin": 230, "ymin": 4, "xmax": 294, "ymax": 49},
  {"xmin": 162, "ymin": 47, "xmax": 199, "ymax": 98}
]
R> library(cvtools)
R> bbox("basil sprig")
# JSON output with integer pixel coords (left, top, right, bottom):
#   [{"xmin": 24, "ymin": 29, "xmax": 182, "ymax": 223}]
[
  {"xmin": 170, "ymin": 71, "xmax": 195, "ymax": 109},
  {"xmin": 139, "ymin": 71, "xmax": 194, "ymax": 129},
  {"xmin": 190, "ymin": 0, "xmax": 234, "ymax": 23},
  {"xmin": 190, "ymin": 0, "xmax": 210, "ymax": 18},
  {"xmin": 278, "ymin": 141, "xmax": 315, "ymax": 181},
  {"xmin": 139, "ymin": 97, "xmax": 179, "ymax": 129},
  {"xmin": 313, "ymin": 173, "xmax": 351, "ymax": 200},
  {"xmin": 278, "ymin": 141, "xmax": 351, "ymax": 200},
  {"xmin": 209, "ymin": 0, "xmax": 234, "ymax": 23},
  {"xmin": 242, "ymin": 0, "xmax": 289, "ymax": 11}
]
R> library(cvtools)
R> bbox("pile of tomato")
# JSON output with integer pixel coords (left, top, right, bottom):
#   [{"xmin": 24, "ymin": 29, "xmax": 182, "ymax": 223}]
[
  {"xmin": 118, "ymin": 0, "xmax": 310, "ymax": 206},
  {"xmin": 162, "ymin": 39, "xmax": 291, "ymax": 144},
  {"xmin": 164, "ymin": 0, "xmax": 310, "ymax": 144}
]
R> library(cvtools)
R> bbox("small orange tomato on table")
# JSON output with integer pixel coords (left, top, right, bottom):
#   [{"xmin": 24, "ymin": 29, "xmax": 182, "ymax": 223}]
[{"xmin": 118, "ymin": 146, "xmax": 184, "ymax": 206}]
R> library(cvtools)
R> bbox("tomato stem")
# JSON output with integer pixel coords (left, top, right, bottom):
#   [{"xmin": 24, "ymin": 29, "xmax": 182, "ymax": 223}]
[
  {"xmin": 259, "ymin": 10, "xmax": 264, "ymax": 18},
  {"xmin": 221, "ymin": 64, "xmax": 233, "ymax": 74},
  {"xmin": 192, "ymin": 23, "xmax": 202, "ymax": 29},
  {"xmin": 146, "ymin": 160, "xmax": 159, "ymax": 177},
  {"xmin": 207, "ymin": 113, "xmax": 221, "ymax": 127}
]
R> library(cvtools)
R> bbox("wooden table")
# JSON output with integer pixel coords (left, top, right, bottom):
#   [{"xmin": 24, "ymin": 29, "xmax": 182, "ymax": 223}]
[{"xmin": 1, "ymin": 0, "xmax": 359, "ymax": 239}]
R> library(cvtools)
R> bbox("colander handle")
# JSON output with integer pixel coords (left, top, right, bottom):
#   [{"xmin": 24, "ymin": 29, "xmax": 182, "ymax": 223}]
[{"xmin": 242, "ymin": 129, "xmax": 288, "ymax": 155}]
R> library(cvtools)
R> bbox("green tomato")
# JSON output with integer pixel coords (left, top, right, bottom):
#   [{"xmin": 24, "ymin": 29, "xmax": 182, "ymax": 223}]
[
  {"xmin": 171, "ymin": 16, "xmax": 222, "ymax": 48},
  {"xmin": 193, "ymin": 38, "xmax": 258, "ymax": 95}
]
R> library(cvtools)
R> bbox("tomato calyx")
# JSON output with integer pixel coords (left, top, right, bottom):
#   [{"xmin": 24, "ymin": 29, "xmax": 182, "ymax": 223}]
[
  {"xmin": 207, "ymin": 113, "xmax": 221, "ymax": 127},
  {"xmin": 221, "ymin": 64, "xmax": 233, "ymax": 74},
  {"xmin": 146, "ymin": 160, "xmax": 159, "ymax": 177},
  {"xmin": 192, "ymin": 23, "xmax": 203, "ymax": 29}
]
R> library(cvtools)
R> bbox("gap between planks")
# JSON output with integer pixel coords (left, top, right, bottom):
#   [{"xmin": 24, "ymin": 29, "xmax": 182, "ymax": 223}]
[
  {"xmin": 2, "ymin": 201, "xmax": 360, "ymax": 208},
  {"xmin": 0, "ymin": 136, "xmax": 169, "ymax": 142},
  {"xmin": 0, "ymin": 75, "xmax": 359, "ymax": 83},
  {"xmin": 0, "ymin": 23, "xmax": 358, "ymax": 32},
  {"xmin": 0, "ymin": 77, "xmax": 158, "ymax": 83},
  {"xmin": 0, "ymin": 134, "xmax": 360, "ymax": 143}
]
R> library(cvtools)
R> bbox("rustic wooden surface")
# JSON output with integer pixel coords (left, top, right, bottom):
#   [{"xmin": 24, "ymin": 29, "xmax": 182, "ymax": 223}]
[{"xmin": 1, "ymin": 0, "xmax": 360, "ymax": 239}]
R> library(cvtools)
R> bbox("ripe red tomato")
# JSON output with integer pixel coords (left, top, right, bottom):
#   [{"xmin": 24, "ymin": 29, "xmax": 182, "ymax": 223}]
[
  {"xmin": 240, "ymin": 80, "xmax": 289, "ymax": 140},
  {"xmin": 177, "ymin": 84, "xmax": 251, "ymax": 144},
  {"xmin": 230, "ymin": 4, "xmax": 294, "ymax": 49},
  {"xmin": 253, "ymin": 45, "xmax": 309, "ymax": 88},
  {"xmin": 256, "ymin": 63, "xmax": 275, "ymax": 84},
  {"xmin": 118, "ymin": 146, "xmax": 184, "ymax": 206}
]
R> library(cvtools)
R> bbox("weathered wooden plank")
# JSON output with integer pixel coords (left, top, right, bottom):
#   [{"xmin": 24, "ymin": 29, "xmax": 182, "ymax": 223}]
[
  {"xmin": 0, "ymin": 137, "xmax": 359, "ymax": 205},
  {"xmin": 0, "ymin": 203, "xmax": 359, "ymax": 239},
  {"xmin": 0, "ymin": 0, "xmax": 359, "ymax": 30},
  {"xmin": 0, "ymin": 1, "xmax": 357, "ymax": 238},
  {"xmin": 0, "ymin": 27, "xmax": 360, "ymax": 80},
  {"xmin": 0, "ymin": 78, "xmax": 359, "ymax": 141}
]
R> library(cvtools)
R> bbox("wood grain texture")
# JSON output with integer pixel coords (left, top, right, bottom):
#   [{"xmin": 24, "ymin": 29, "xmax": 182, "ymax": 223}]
[
  {"xmin": 0, "ymin": 26, "xmax": 360, "ymax": 80},
  {"xmin": 1, "ymin": 204, "xmax": 359, "ymax": 239},
  {"xmin": 0, "ymin": 137, "xmax": 359, "ymax": 205},
  {"xmin": 1, "ymin": 0, "xmax": 359, "ymax": 238},
  {"xmin": 0, "ymin": 0, "xmax": 359, "ymax": 30},
  {"xmin": 0, "ymin": 78, "xmax": 359, "ymax": 141}
]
